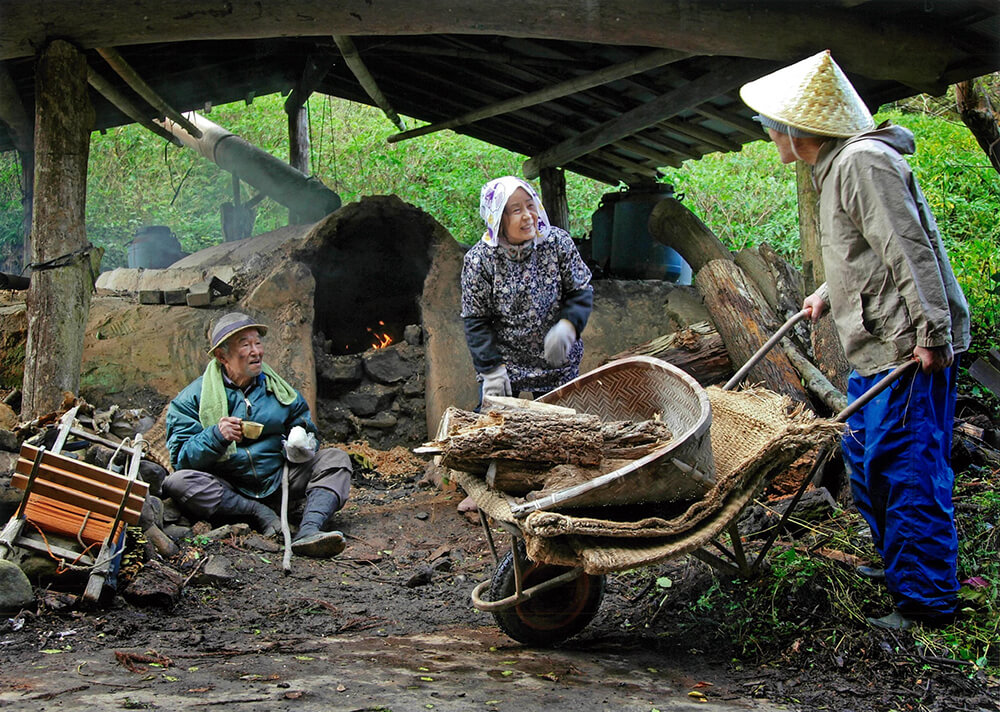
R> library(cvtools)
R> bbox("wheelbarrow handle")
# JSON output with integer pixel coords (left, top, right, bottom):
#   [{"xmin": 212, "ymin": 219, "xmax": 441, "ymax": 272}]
[
  {"xmin": 723, "ymin": 309, "xmax": 809, "ymax": 391},
  {"xmin": 834, "ymin": 359, "xmax": 919, "ymax": 423}
]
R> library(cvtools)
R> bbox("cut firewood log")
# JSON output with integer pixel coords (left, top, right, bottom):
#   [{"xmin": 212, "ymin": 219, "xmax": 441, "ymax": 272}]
[
  {"xmin": 424, "ymin": 407, "xmax": 673, "ymax": 481},
  {"xmin": 606, "ymin": 321, "xmax": 733, "ymax": 385},
  {"xmin": 437, "ymin": 409, "xmax": 606, "ymax": 469},
  {"xmin": 648, "ymin": 196, "xmax": 732, "ymax": 272},
  {"xmin": 695, "ymin": 258, "xmax": 811, "ymax": 405}
]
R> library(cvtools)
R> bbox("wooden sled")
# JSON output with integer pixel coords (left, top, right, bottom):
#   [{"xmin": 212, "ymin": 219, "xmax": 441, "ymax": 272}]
[{"xmin": 0, "ymin": 406, "xmax": 148, "ymax": 605}]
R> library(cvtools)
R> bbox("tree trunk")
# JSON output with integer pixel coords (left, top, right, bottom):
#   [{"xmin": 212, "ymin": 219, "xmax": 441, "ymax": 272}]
[
  {"xmin": 956, "ymin": 79, "xmax": 1000, "ymax": 174},
  {"xmin": 607, "ymin": 321, "xmax": 733, "ymax": 385},
  {"xmin": 695, "ymin": 259, "xmax": 810, "ymax": 404},
  {"xmin": 648, "ymin": 196, "xmax": 731, "ymax": 272},
  {"xmin": 21, "ymin": 40, "xmax": 94, "ymax": 419}
]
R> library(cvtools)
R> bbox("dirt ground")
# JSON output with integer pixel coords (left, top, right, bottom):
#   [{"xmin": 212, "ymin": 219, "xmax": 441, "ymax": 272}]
[{"xmin": 2, "ymin": 446, "xmax": 998, "ymax": 712}]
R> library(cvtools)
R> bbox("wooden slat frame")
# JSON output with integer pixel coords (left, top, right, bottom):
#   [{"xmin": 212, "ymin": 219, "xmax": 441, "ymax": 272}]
[{"xmin": 14, "ymin": 444, "xmax": 147, "ymax": 526}]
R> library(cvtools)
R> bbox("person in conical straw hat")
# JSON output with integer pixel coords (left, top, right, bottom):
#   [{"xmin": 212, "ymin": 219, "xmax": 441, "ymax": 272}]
[{"xmin": 742, "ymin": 50, "xmax": 970, "ymax": 632}]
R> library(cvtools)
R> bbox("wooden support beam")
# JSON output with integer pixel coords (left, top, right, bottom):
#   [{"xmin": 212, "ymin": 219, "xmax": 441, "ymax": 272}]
[
  {"xmin": 87, "ymin": 67, "xmax": 182, "ymax": 146},
  {"xmin": 539, "ymin": 167, "xmax": 569, "ymax": 232},
  {"xmin": 22, "ymin": 39, "xmax": 94, "ymax": 419},
  {"xmin": 333, "ymin": 35, "xmax": 405, "ymax": 131},
  {"xmin": 388, "ymin": 47, "xmax": 689, "ymax": 143},
  {"xmin": 95, "ymin": 46, "xmax": 203, "ymax": 139},
  {"xmin": 0, "ymin": 63, "xmax": 32, "ymax": 154},
  {"xmin": 523, "ymin": 60, "xmax": 767, "ymax": 179},
  {"xmin": 284, "ymin": 52, "xmax": 337, "ymax": 115},
  {"xmin": 693, "ymin": 104, "xmax": 763, "ymax": 140},
  {"xmin": 0, "ymin": 2, "xmax": 956, "ymax": 87},
  {"xmin": 0, "ymin": 62, "xmax": 34, "ymax": 267}
]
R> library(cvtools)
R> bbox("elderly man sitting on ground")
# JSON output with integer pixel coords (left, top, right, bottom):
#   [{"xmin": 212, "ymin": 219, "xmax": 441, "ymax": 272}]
[{"xmin": 163, "ymin": 312, "xmax": 352, "ymax": 558}]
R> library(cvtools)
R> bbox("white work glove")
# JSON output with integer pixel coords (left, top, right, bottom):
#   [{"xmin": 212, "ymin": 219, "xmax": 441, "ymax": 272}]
[
  {"xmin": 481, "ymin": 365, "xmax": 512, "ymax": 397},
  {"xmin": 543, "ymin": 319, "xmax": 577, "ymax": 367},
  {"xmin": 283, "ymin": 425, "xmax": 318, "ymax": 463}
]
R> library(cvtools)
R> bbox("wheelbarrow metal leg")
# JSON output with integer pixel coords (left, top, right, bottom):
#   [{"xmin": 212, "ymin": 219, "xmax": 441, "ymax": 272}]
[
  {"xmin": 690, "ymin": 547, "xmax": 743, "ymax": 577},
  {"xmin": 727, "ymin": 522, "xmax": 750, "ymax": 576}
]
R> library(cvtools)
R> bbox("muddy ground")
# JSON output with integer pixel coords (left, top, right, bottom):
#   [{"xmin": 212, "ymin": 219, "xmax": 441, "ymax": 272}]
[{"xmin": 2, "ymin": 448, "xmax": 998, "ymax": 712}]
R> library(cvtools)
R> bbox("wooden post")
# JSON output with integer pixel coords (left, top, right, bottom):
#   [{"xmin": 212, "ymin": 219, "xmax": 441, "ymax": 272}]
[
  {"xmin": 287, "ymin": 103, "xmax": 310, "ymax": 224},
  {"xmin": 0, "ymin": 63, "xmax": 34, "ymax": 271},
  {"xmin": 538, "ymin": 167, "xmax": 569, "ymax": 232},
  {"xmin": 797, "ymin": 161, "xmax": 850, "ymax": 392},
  {"xmin": 21, "ymin": 39, "xmax": 94, "ymax": 419}
]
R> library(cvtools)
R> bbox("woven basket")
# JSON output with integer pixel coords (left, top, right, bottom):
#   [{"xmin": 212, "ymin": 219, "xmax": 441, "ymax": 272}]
[{"xmin": 506, "ymin": 356, "xmax": 715, "ymax": 514}]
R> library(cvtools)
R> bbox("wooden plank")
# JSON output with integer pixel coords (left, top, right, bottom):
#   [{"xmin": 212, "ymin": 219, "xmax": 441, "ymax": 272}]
[
  {"xmin": 12, "ymin": 477, "xmax": 142, "ymax": 524},
  {"xmin": 18, "ymin": 445, "xmax": 148, "ymax": 497},
  {"xmin": 0, "ymin": 2, "xmax": 952, "ymax": 86},
  {"xmin": 388, "ymin": 47, "xmax": 689, "ymax": 143},
  {"xmin": 523, "ymin": 59, "xmax": 767, "ymax": 179}
]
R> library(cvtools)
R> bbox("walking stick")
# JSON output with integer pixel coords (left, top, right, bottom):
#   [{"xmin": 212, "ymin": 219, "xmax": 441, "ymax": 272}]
[{"xmin": 280, "ymin": 462, "xmax": 293, "ymax": 574}]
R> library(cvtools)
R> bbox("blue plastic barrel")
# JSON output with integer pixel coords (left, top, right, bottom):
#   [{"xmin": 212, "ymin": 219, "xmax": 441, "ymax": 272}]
[
  {"xmin": 589, "ymin": 190, "xmax": 625, "ymax": 268},
  {"xmin": 127, "ymin": 226, "xmax": 186, "ymax": 269},
  {"xmin": 609, "ymin": 183, "xmax": 692, "ymax": 284}
]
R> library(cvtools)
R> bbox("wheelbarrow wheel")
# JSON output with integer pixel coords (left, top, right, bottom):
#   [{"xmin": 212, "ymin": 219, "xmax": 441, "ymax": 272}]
[{"xmin": 489, "ymin": 540, "xmax": 605, "ymax": 646}]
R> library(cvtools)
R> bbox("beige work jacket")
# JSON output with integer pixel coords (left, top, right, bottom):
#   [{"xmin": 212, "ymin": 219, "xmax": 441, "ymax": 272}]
[{"xmin": 812, "ymin": 124, "xmax": 970, "ymax": 376}]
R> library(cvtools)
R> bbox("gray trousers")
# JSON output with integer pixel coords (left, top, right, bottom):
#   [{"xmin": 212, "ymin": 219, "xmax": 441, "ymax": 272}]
[{"xmin": 162, "ymin": 448, "xmax": 352, "ymax": 521}]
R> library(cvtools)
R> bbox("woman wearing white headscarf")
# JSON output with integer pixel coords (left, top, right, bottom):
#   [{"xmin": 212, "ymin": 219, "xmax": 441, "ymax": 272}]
[{"xmin": 461, "ymin": 176, "xmax": 593, "ymax": 401}]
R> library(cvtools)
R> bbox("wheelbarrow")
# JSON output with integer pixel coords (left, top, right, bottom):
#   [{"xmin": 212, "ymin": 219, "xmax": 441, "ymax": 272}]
[{"xmin": 449, "ymin": 310, "xmax": 918, "ymax": 645}]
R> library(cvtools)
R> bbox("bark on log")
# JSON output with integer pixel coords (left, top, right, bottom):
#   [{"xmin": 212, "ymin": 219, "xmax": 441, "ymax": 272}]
[
  {"xmin": 782, "ymin": 341, "xmax": 847, "ymax": 413},
  {"xmin": 21, "ymin": 40, "xmax": 94, "ymax": 419},
  {"xmin": 648, "ymin": 196, "xmax": 732, "ymax": 272},
  {"xmin": 440, "ymin": 409, "xmax": 605, "ymax": 469},
  {"xmin": 695, "ymin": 259, "xmax": 810, "ymax": 404},
  {"xmin": 434, "ymin": 406, "xmax": 673, "ymax": 474},
  {"xmin": 956, "ymin": 79, "xmax": 1000, "ymax": 174},
  {"xmin": 607, "ymin": 321, "xmax": 732, "ymax": 385},
  {"xmin": 734, "ymin": 244, "xmax": 804, "ymax": 323}
]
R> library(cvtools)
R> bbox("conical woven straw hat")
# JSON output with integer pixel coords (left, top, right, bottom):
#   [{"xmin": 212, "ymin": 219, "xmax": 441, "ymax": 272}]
[{"xmin": 740, "ymin": 49, "xmax": 874, "ymax": 138}]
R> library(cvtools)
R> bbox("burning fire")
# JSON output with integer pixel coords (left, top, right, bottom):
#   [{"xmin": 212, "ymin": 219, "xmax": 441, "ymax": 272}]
[{"xmin": 367, "ymin": 321, "xmax": 394, "ymax": 350}]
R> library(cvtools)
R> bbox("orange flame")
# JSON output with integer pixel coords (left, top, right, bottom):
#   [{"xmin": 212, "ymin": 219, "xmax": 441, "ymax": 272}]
[{"xmin": 367, "ymin": 321, "xmax": 394, "ymax": 350}]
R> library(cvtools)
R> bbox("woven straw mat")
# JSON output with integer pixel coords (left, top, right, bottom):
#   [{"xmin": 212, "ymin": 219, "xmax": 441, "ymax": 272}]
[{"xmin": 451, "ymin": 386, "xmax": 844, "ymax": 575}]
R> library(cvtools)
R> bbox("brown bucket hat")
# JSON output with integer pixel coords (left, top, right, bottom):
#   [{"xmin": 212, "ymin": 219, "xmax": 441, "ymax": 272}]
[{"xmin": 207, "ymin": 312, "xmax": 268, "ymax": 354}]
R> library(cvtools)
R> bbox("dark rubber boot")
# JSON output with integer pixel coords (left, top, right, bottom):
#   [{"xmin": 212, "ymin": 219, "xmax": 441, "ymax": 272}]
[
  {"xmin": 292, "ymin": 488, "xmax": 345, "ymax": 558},
  {"xmin": 216, "ymin": 489, "xmax": 281, "ymax": 537}
]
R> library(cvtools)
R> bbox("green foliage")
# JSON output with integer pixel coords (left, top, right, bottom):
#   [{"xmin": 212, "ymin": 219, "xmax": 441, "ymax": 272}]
[
  {"xmin": 873, "ymin": 109, "xmax": 1000, "ymax": 356},
  {"xmin": 682, "ymin": 481, "xmax": 1000, "ymax": 676},
  {"xmin": 660, "ymin": 140, "xmax": 802, "ymax": 264},
  {"xmin": 0, "ymin": 89, "xmax": 996, "ymax": 357}
]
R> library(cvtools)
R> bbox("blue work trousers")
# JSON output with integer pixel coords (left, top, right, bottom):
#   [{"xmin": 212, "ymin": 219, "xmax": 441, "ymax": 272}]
[{"xmin": 842, "ymin": 360, "xmax": 960, "ymax": 617}]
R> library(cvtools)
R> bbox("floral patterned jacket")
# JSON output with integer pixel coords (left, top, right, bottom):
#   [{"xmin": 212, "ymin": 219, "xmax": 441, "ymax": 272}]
[{"xmin": 461, "ymin": 226, "xmax": 593, "ymax": 393}]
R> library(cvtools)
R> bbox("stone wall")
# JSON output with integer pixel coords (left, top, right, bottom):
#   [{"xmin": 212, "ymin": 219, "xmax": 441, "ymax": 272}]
[{"xmin": 314, "ymin": 325, "xmax": 427, "ymax": 449}]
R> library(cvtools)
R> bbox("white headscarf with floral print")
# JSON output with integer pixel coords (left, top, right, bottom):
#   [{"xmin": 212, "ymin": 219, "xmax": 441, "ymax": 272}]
[{"xmin": 478, "ymin": 176, "xmax": 551, "ymax": 247}]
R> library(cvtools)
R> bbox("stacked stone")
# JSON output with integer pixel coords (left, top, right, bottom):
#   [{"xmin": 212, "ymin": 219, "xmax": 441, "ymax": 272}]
[{"xmin": 315, "ymin": 324, "xmax": 426, "ymax": 449}]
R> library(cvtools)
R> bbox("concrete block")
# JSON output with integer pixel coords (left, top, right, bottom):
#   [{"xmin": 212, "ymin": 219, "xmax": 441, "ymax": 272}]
[
  {"xmin": 163, "ymin": 289, "xmax": 188, "ymax": 305},
  {"xmin": 185, "ymin": 281, "xmax": 212, "ymax": 307},
  {"xmin": 138, "ymin": 290, "xmax": 164, "ymax": 304}
]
